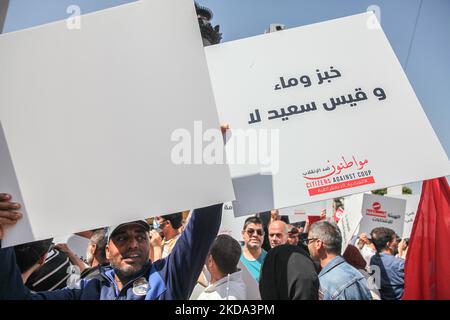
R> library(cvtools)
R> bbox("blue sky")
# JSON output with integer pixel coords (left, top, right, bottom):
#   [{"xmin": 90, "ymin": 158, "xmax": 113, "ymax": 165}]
[{"xmin": 3, "ymin": 0, "xmax": 449, "ymax": 192}]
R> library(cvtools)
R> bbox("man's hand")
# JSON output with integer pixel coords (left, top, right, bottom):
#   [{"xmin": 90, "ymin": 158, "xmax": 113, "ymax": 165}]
[
  {"xmin": 356, "ymin": 233, "xmax": 371, "ymax": 250},
  {"xmin": 0, "ymin": 193, "xmax": 23, "ymax": 240},
  {"xmin": 55, "ymin": 243, "xmax": 89, "ymax": 271},
  {"xmin": 55, "ymin": 243, "xmax": 72, "ymax": 255},
  {"xmin": 149, "ymin": 230, "xmax": 163, "ymax": 262},
  {"xmin": 149, "ymin": 230, "xmax": 162, "ymax": 248},
  {"xmin": 398, "ymin": 239, "xmax": 407, "ymax": 256},
  {"xmin": 359, "ymin": 233, "xmax": 370, "ymax": 244}
]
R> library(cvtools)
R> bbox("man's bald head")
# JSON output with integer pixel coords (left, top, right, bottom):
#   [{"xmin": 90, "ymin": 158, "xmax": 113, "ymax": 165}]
[{"xmin": 268, "ymin": 220, "xmax": 288, "ymax": 248}]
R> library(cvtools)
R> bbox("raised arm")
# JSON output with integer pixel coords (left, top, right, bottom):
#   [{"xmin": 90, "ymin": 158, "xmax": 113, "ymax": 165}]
[
  {"xmin": 0, "ymin": 193, "xmax": 83, "ymax": 300},
  {"xmin": 156, "ymin": 203, "xmax": 222, "ymax": 299}
]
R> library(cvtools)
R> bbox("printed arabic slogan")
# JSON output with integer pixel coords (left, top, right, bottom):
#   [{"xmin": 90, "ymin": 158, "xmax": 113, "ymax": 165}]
[
  {"xmin": 206, "ymin": 12, "xmax": 450, "ymax": 217},
  {"xmin": 303, "ymin": 154, "xmax": 372, "ymax": 196},
  {"xmin": 248, "ymin": 66, "xmax": 387, "ymax": 124}
]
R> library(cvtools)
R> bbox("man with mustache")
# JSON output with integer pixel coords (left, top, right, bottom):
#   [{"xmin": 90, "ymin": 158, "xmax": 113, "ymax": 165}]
[{"xmin": 0, "ymin": 193, "xmax": 222, "ymax": 300}]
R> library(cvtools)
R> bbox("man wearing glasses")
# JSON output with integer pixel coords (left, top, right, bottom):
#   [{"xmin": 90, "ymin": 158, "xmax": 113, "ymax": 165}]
[
  {"xmin": 307, "ymin": 221, "xmax": 372, "ymax": 300},
  {"xmin": 239, "ymin": 216, "xmax": 267, "ymax": 282}
]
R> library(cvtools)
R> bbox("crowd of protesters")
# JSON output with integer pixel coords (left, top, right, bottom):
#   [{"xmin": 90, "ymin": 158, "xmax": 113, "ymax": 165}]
[
  {"xmin": 0, "ymin": 3, "xmax": 408, "ymax": 302},
  {"xmin": 0, "ymin": 191, "xmax": 407, "ymax": 300}
]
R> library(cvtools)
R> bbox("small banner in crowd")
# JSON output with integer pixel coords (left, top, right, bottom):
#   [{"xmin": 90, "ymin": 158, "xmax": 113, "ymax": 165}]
[
  {"xmin": 387, "ymin": 194, "xmax": 421, "ymax": 239},
  {"xmin": 337, "ymin": 192, "xmax": 406, "ymax": 252},
  {"xmin": 358, "ymin": 194, "xmax": 407, "ymax": 237}
]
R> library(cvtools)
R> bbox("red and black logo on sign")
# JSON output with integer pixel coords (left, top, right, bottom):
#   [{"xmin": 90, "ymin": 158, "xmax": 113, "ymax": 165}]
[{"xmin": 366, "ymin": 202, "xmax": 387, "ymax": 218}]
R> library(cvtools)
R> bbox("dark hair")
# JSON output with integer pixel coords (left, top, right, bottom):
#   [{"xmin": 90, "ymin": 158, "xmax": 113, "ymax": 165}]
[
  {"xmin": 162, "ymin": 212, "xmax": 183, "ymax": 229},
  {"xmin": 343, "ymin": 244, "xmax": 367, "ymax": 270},
  {"xmin": 288, "ymin": 227, "xmax": 299, "ymax": 235},
  {"xmin": 14, "ymin": 239, "xmax": 54, "ymax": 273},
  {"xmin": 26, "ymin": 247, "xmax": 72, "ymax": 291},
  {"xmin": 370, "ymin": 227, "xmax": 396, "ymax": 252},
  {"xmin": 209, "ymin": 234, "xmax": 241, "ymax": 275},
  {"xmin": 90, "ymin": 229, "xmax": 107, "ymax": 261},
  {"xmin": 404, "ymin": 238, "xmax": 410, "ymax": 246},
  {"xmin": 242, "ymin": 216, "xmax": 263, "ymax": 230},
  {"xmin": 292, "ymin": 221, "xmax": 306, "ymax": 229}
]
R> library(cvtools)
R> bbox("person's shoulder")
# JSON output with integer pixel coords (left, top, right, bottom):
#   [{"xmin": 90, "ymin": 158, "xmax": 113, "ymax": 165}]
[
  {"xmin": 393, "ymin": 256, "xmax": 405, "ymax": 270},
  {"xmin": 150, "ymin": 257, "xmax": 167, "ymax": 273},
  {"xmin": 379, "ymin": 252, "xmax": 400, "ymax": 265},
  {"xmin": 369, "ymin": 252, "xmax": 382, "ymax": 264},
  {"xmin": 197, "ymin": 290, "xmax": 222, "ymax": 300},
  {"xmin": 81, "ymin": 264, "xmax": 110, "ymax": 281},
  {"xmin": 259, "ymin": 249, "xmax": 268, "ymax": 260},
  {"xmin": 239, "ymin": 253, "xmax": 249, "ymax": 264},
  {"xmin": 26, "ymin": 248, "xmax": 73, "ymax": 291},
  {"xmin": 341, "ymin": 261, "xmax": 366, "ymax": 279},
  {"xmin": 323, "ymin": 259, "xmax": 361, "ymax": 283}
]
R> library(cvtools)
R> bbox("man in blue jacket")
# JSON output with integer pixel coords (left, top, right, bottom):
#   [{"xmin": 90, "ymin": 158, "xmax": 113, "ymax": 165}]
[
  {"xmin": 307, "ymin": 220, "xmax": 372, "ymax": 300},
  {"xmin": 0, "ymin": 193, "xmax": 222, "ymax": 300}
]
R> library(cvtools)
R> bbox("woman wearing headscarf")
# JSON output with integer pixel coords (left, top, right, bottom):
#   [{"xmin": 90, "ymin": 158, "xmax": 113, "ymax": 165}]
[{"xmin": 259, "ymin": 244, "xmax": 319, "ymax": 300}]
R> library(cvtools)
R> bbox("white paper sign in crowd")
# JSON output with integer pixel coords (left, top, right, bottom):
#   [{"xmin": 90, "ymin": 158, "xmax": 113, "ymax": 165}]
[
  {"xmin": 206, "ymin": 12, "xmax": 450, "ymax": 217},
  {"xmin": 0, "ymin": 0, "xmax": 235, "ymax": 247},
  {"xmin": 219, "ymin": 203, "xmax": 248, "ymax": 241},
  {"xmin": 358, "ymin": 194, "xmax": 407, "ymax": 237},
  {"xmin": 338, "ymin": 193, "xmax": 366, "ymax": 250},
  {"xmin": 53, "ymin": 234, "xmax": 90, "ymax": 263},
  {"xmin": 388, "ymin": 194, "xmax": 421, "ymax": 238},
  {"xmin": 338, "ymin": 192, "xmax": 408, "ymax": 253},
  {"xmin": 278, "ymin": 200, "xmax": 334, "ymax": 219}
]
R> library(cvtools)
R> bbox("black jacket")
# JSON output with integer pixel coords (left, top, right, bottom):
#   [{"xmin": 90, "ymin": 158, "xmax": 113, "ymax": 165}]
[{"xmin": 259, "ymin": 244, "xmax": 319, "ymax": 300}]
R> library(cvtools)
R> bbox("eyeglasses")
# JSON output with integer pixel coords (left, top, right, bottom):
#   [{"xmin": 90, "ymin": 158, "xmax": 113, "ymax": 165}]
[
  {"xmin": 246, "ymin": 228, "xmax": 264, "ymax": 236},
  {"xmin": 153, "ymin": 219, "xmax": 168, "ymax": 230},
  {"xmin": 159, "ymin": 220, "xmax": 168, "ymax": 226},
  {"xmin": 306, "ymin": 238, "xmax": 318, "ymax": 244}
]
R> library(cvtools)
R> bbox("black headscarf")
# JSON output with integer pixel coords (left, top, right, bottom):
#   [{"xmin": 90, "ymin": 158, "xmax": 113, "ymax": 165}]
[{"xmin": 259, "ymin": 244, "xmax": 319, "ymax": 300}]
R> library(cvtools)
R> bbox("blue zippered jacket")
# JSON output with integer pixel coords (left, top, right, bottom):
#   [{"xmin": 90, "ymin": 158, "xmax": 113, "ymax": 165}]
[
  {"xmin": 319, "ymin": 256, "xmax": 372, "ymax": 300},
  {"xmin": 0, "ymin": 203, "xmax": 222, "ymax": 300}
]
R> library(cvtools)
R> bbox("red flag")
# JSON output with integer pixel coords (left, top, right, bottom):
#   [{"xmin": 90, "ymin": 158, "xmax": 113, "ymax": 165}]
[
  {"xmin": 403, "ymin": 177, "xmax": 450, "ymax": 299},
  {"xmin": 333, "ymin": 207, "xmax": 344, "ymax": 223},
  {"xmin": 307, "ymin": 215, "xmax": 321, "ymax": 225}
]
